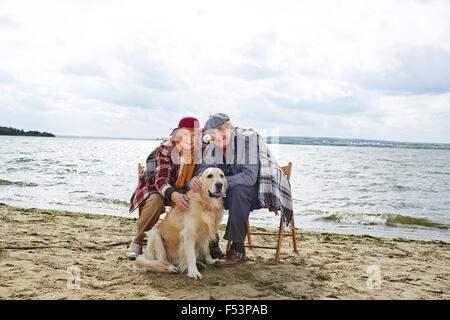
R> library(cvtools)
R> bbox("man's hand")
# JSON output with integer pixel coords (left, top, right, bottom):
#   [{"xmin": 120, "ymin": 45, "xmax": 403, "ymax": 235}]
[
  {"xmin": 190, "ymin": 173, "xmax": 202, "ymax": 193},
  {"xmin": 171, "ymin": 192, "xmax": 190, "ymax": 211}
]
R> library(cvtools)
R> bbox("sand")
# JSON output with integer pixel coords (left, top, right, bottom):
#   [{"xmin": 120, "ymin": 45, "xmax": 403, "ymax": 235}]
[{"xmin": 0, "ymin": 203, "xmax": 448, "ymax": 300}]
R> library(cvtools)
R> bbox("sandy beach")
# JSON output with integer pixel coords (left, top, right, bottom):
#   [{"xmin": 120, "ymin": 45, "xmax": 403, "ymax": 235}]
[{"xmin": 0, "ymin": 203, "xmax": 448, "ymax": 300}]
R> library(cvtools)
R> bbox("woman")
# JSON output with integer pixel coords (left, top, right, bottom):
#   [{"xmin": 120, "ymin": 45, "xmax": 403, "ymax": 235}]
[{"xmin": 126, "ymin": 116, "xmax": 206, "ymax": 259}]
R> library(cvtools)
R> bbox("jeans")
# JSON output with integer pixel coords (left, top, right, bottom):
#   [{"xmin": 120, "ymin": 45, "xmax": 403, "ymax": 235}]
[{"xmin": 223, "ymin": 184, "xmax": 260, "ymax": 243}]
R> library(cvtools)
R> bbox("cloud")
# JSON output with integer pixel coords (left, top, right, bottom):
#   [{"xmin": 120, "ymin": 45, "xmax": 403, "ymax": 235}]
[
  {"xmin": 63, "ymin": 62, "xmax": 108, "ymax": 78},
  {"xmin": 62, "ymin": 47, "xmax": 192, "ymax": 110},
  {"xmin": 69, "ymin": 81, "xmax": 160, "ymax": 110},
  {"xmin": 238, "ymin": 32, "xmax": 281, "ymax": 64},
  {"xmin": 115, "ymin": 46, "xmax": 187, "ymax": 91},
  {"xmin": 348, "ymin": 45, "xmax": 450, "ymax": 95},
  {"xmin": 1, "ymin": 1, "xmax": 449, "ymax": 142},
  {"xmin": 0, "ymin": 15, "xmax": 19, "ymax": 28},
  {"xmin": 269, "ymin": 94, "xmax": 367, "ymax": 116},
  {"xmin": 211, "ymin": 62, "xmax": 282, "ymax": 80},
  {"xmin": 0, "ymin": 70, "xmax": 14, "ymax": 82}
]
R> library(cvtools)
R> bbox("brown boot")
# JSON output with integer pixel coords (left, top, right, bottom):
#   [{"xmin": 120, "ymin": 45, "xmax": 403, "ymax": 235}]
[{"xmin": 214, "ymin": 250, "xmax": 246, "ymax": 268}]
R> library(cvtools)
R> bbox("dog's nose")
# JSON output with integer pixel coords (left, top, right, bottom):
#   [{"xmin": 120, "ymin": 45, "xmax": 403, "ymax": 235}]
[{"xmin": 215, "ymin": 182, "xmax": 223, "ymax": 192}]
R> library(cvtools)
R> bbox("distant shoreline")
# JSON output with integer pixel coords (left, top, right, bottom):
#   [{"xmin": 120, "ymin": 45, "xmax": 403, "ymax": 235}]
[
  {"xmin": 2, "ymin": 132, "xmax": 449, "ymax": 149},
  {"xmin": 56, "ymin": 134, "xmax": 450, "ymax": 150},
  {"xmin": 0, "ymin": 126, "xmax": 55, "ymax": 137},
  {"xmin": 267, "ymin": 136, "xmax": 450, "ymax": 150}
]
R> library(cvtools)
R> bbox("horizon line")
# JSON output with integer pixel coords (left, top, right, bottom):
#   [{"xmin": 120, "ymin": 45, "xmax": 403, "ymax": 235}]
[{"xmin": 53, "ymin": 134, "xmax": 450, "ymax": 146}]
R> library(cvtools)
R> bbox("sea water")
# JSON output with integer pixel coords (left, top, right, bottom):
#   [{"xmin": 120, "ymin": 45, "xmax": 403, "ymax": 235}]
[{"xmin": 1, "ymin": 136, "xmax": 449, "ymax": 242}]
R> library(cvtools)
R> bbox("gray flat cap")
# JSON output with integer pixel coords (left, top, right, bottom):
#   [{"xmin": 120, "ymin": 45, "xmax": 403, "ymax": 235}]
[{"xmin": 204, "ymin": 113, "xmax": 230, "ymax": 131}]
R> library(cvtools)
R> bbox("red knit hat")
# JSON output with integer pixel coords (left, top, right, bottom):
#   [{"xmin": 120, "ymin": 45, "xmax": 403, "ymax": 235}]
[{"xmin": 170, "ymin": 117, "xmax": 202, "ymax": 135}]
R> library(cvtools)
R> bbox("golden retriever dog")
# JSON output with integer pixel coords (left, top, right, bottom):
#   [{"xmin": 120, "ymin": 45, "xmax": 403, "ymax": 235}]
[{"xmin": 133, "ymin": 167, "xmax": 227, "ymax": 279}]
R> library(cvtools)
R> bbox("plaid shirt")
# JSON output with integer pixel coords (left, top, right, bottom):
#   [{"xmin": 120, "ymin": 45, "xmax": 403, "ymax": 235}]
[{"xmin": 129, "ymin": 139, "xmax": 203, "ymax": 213}]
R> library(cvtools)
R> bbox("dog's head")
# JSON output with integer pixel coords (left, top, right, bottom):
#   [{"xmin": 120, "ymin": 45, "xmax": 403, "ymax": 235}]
[{"xmin": 200, "ymin": 167, "xmax": 227, "ymax": 199}]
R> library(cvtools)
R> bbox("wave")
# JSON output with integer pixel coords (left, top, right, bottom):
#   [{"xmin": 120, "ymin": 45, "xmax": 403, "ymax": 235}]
[
  {"xmin": 98, "ymin": 198, "xmax": 129, "ymax": 206},
  {"xmin": 322, "ymin": 212, "xmax": 448, "ymax": 229},
  {"xmin": 81, "ymin": 195, "xmax": 129, "ymax": 206},
  {"xmin": 392, "ymin": 185, "xmax": 413, "ymax": 191},
  {"xmin": 426, "ymin": 171, "xmax": 450, "ymax": 175},
  {"xmin": 7, "ymin": 157, "xmax": 34, "ymax": 163},
  {"xmin": 0, "ymin": 179, "xmax": 38, "ymax": 187}
]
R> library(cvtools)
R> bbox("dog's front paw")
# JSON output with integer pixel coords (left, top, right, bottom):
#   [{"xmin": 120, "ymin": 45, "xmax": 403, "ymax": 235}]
[
  {"xmin": 168, "ymin": 265, "xmax": 178, "ymax": 273},
  {"xmin": 206, "ymin": 257, "xmax": 218, "ymax": 265},
  {"xmin": 187, "ymin": 268, "xmax": 203, "ymax": 280}
]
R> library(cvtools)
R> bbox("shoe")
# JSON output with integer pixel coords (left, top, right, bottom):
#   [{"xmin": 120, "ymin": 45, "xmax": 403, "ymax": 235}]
[
  {"xmin": 210, "ymin": 246, "xmax": 224, "ymax": 260},
  {"xmin": 214, "ymin": 250, "xmax": 246, "ymax": 268},
  {"xmin": 126, "ymin": 242, "xmax": 141, "ymax": 260}
]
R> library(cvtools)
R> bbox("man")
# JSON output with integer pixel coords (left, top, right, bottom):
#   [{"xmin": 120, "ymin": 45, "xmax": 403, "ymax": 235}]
[
  {"xmin": 189, "ymin": 113, "xmax": 261, "ymax": 268},
  {"xmin": 126, "ymin": 116, "xmax": 224, "ymax": 260}
]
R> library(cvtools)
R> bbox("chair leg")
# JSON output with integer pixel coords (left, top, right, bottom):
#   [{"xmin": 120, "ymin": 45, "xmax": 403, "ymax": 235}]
[
  {"xmin": 291, "ymin": 214, "xmax": 298, "ymax": 253},
  {"xmin": 246, "ymin": 219, "xmax": 252, "ymax": 246},
  {"xmin": 226, "ymin": 240, "xmax": 231, "ymax": 252},
  {"xmin": 275, "ymin": 216, "xmax": 284, "ymax": 264}
]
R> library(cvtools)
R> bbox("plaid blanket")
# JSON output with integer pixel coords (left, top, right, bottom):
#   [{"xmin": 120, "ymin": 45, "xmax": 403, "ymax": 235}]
[{"xmin": 243, "ymin": 128, "xmax": 294, "ymax": 229}]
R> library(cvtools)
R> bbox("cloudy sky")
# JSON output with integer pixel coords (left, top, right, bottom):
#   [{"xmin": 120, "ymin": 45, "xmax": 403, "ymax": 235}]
[{"xmin": 1, "ymin": 0, "xmax": 450, "ymax": 143}]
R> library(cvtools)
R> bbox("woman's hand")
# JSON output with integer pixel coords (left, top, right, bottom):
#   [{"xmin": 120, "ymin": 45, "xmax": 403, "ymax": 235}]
[
  {"xmin": 190, "ymin": 173, "xmax": 202, "ymax": 193},
  {"xmin": 171, "ymin": 192, "xmax": 190, "ymax": 211}
]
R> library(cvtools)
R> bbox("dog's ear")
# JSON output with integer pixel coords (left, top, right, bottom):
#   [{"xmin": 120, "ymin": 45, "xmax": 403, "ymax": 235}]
[
  {"xmin": 198, "ymin": 171, "xmax": 205, "ymax": 183},
  {"xmin": 222, "ymin": 176, "xmax": 228, "ymax": 198}
]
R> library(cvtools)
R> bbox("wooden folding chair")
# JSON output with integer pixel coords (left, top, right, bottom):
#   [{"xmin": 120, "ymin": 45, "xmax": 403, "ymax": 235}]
[
  {"xmin": 138, "ymin": 163, "xmax": 145, "ymax": 217},
  {"xmin": 226, "ymin": 162, "xmax": 298, "ymax": 264}
]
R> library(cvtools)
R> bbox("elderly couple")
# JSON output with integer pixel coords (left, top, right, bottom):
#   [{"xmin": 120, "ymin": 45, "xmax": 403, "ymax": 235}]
[{"xmin": 127, "ymin": 113, "xmax": 292, "ymax": 268}]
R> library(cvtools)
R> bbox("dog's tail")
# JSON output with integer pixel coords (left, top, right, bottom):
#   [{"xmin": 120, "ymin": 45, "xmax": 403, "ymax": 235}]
[
  {"xmin": 133, "ymin": 229, "xmax": 178, "ymax": 274},
  {"xmin": 134, "ymin": 255, "xmax": 178, "ymax": 273}
]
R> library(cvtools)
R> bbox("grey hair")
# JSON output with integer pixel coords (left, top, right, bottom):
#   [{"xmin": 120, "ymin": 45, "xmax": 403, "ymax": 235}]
[{"xmin": 224, "ymin": 121, "xmax": 235, "ymax": 129}]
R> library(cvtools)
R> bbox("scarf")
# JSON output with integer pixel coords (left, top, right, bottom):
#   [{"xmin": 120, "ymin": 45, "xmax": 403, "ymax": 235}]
[{"xmin": 174, "ymin": 143, "xmax": 196, "ymax": 187}]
